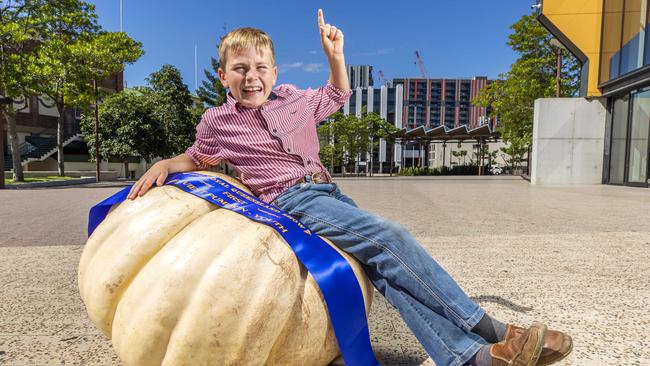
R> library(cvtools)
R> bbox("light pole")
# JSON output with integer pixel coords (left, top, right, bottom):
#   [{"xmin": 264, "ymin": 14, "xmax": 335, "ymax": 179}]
[
  {"xmin": 0, "ymin": 95, "xmax": 13, "ymax": 189},
  {"xmin": 93, "ymin": 80, "xmax": 101, "ymax": 183},
  {"xmin": 442, "ymin": 141, "xmax": 447, "ymax": 170},
  {"xmin": 550, "ymin": 38, "xmax": 564, "ymax": 98}
]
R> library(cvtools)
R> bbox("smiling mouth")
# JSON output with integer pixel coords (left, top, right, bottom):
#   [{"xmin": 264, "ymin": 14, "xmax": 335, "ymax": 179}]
[{"xmin": 242, "ymin": 87, "xmax": 262, "ymax": 94}]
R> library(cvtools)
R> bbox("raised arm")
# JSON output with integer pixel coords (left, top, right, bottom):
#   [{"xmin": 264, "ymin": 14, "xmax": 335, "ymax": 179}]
[{"xmin": 318, "ymin": 9, "xmax": 350, "ymax": 92}]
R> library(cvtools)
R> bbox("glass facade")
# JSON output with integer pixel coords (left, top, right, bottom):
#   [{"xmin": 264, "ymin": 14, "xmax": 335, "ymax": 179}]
[
  {"xmin": 373, "ymin": 89, "xmax": 381, "ymax": 113},
  {"xmin": 600, "ymin": 0, "xmax": 624, "ymax": 84},
  {"xmin": 600, "ymin": 0, "xmax": 650, "ymax": 84},
  {"xmin": 387, "ymin": 88, "xmax": 396, "ymax": 124},
  {"xmin": 459, "ymin": 81, "xmax": 471, "ymax": 126},
  {"xmin": 349, "ymin": 95, "xmax": 356, "ymax": 116},
  {"xmin": 607, "ymin": 89, "xmax": 650, "ymax": 186},
  {"xmin": 628, "ymin": 90, "xmax": 650, "ymax": 183},
  {"xmin": 609, "ymin": 96, "xmax": 629, "ymax": 184},
  {"xmin": 598, "ymin": 1, "xmax": 650, "ymax": 187},
  {"xmin": 619, "ymin": 0, "xmax": 646, "ymax": 75}
]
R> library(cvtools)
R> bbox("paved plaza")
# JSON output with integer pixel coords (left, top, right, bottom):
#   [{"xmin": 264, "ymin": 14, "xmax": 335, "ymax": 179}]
[{"xmin": 1, "ymin": 175, "xmax": 649, "ymax": 365}]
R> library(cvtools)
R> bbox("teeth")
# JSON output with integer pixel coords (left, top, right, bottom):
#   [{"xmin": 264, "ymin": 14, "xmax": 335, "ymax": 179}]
[{"xmin": 243, "ymin": 87, "xmax": 262, "ymax": 92}]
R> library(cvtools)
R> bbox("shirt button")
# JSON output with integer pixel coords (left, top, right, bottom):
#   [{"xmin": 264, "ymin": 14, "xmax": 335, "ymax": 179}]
[
  {"xmin": 287, "ymin": 148, "xmax": 291, "ymax": 152},
  {"xmin": 272, "ymin": 128, "xmax": 277, "ymax": 133}
]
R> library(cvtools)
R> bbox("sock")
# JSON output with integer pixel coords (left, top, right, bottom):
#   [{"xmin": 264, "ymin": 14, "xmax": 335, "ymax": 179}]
[
  {"xmin": 465, "ymin": 344, "xmax": 492, "ymax": 366},
  {"xmin": 471, "ymin": 313, "xmax": 507, "ymax": 343}
]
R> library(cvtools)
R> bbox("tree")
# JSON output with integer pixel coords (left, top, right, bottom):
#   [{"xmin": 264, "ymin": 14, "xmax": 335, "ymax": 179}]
[
  {"xmin": 337, "ymin": 114, "xmax": 367, "ymax": 174},
  {"xmin": 359, "ymin": 110, "xmax": 398, "ymax": 175},
  {"xmin": 317, "ymin": 110, "xmax": 397, "ymax": 175},
  {"xmin": 473, "ymin": 12, "xmax": 580, "ymax": 167},
  {"xmin": 196, "ymin": 55, "xmax": 227, "ymax": 108},
  {"xmin": 0, "ymin": 0, "xmax": 71, "ymax": 182},
  {"xmin": 72, "ymin": 31, "xmax": 143, "ymax": 179},
  {"xmin": 474, "ymin": 144, "xmax": 499, "ymax": 167},
  {"xmin": 32, "ymin": 10, "xmax": 143, "ymax": 176},
  {"xmin": 350, "ymin": 111, "xmax": 371, "ymax": 174},
  {"xmin": 23, "ymin": 1, "xmax": 98, "ymax": 177},
  {"xmin": 382, "ymin": 126, "xmax": 402, "ymax": 176},
  {"xmin": 144, "ymin": 64, "xmax": 197, "ymax": 157},
  {"xmin": 360, "ymin": 111, "xmax": 386, "ymax": 174},
  {"xmin": 80, "ymin": 89, "xmax": 161, "ymax": 176},
  {"xmin": 451, "ymin": 149, "xmax": 467, "ymax": 165},
  {"xmin": 499, "ymin": 131, "xmax": 529, "ymax": 173},
  {"xmin": 82, "ymin": 65, "xmax": 202, "ymax": 171},
  {"xmin": 317, "ymin": 112, "xmax": 351, "ymax": 173}
]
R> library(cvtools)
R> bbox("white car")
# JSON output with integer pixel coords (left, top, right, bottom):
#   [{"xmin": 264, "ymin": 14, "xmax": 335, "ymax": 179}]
[{"xmin": 490, "ymin": 165, "xmax": 503, "ymax": 175}]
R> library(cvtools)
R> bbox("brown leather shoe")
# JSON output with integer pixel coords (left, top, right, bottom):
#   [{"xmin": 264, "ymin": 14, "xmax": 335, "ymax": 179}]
[
  {"xmin": 504, "ymin": 324, "xmax": 573, "ymax": 365},
  {"xmin": 489, "ymin": 321, "xmax": 546, "ymax": 366}
]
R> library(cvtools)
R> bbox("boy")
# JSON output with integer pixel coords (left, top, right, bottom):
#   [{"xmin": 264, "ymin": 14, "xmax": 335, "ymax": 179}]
[{"xmin": 128, "ymin": 9, "xmax": 571, "ymax": 366}]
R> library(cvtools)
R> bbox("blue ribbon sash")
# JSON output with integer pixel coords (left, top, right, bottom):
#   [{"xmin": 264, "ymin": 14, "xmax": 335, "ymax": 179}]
[{"xmin": 88, "ymin": 172, "xmax": 379, "ymax": 366}]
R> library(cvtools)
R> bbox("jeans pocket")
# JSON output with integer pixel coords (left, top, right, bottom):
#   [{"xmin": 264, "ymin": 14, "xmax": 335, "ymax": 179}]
[
  {"xmin": 328, "ymin": 182, "xmax": 339, "ymax": 195},
  {"xmin": 273, "ymin": 184, "xmax": 304, "ymax": 208}
]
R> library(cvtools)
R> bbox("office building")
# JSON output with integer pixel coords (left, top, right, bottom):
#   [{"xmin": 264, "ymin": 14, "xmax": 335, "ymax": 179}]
[
  {"xmin": 347, "ymin": 65, "xmax": 374, "ymax": 88},
  {"xmin": 342, "ymin": 79, "xmax": 500, "ymax": 172},
  {"xmin": 342, "ymin": 84, "xmax": 403, "ymax": 173},
  {"xmin": 535, "ymin": 0, "xmax": 649, "ymax": 187},
  {"xmin": 392, "ymin": 77, "xmax": 493, "ymax": 130}
]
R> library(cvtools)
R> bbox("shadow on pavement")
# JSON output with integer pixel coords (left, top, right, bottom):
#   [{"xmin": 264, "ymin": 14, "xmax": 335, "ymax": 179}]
[{"xmin": 471, "ymin": 295, "xmax": 534, "ymax": 313}]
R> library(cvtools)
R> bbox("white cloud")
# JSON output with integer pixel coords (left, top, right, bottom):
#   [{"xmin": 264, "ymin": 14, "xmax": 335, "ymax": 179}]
[
  {"xmin": 278, "ymin": 62, "xmax": 325, "ymax": 73},
  {"xmin": 303, "ymin": 63, "xmax": 324, "ymax": 73},
  {"xmin": 308, "ymin": 50, "xmax": 318, "ymax": 55},
  {"xmin": 278, "ymin": 62, "xmax": 303, "ymax": 73}
]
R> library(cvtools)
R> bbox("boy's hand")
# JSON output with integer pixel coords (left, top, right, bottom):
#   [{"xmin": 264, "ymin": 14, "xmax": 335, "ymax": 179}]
[
  {"xmin": 127, "ymin": 160, "xmax": 170, "ymax": 200},
  {"xmin": 318, "ymin": 9, "xmax": 344, "ymax": 59}
]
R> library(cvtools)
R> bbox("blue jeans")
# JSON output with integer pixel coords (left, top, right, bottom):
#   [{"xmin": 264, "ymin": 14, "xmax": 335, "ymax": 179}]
[{"xmin": 271, "ymin": 178, "xmax": 487, "ymax": 366}]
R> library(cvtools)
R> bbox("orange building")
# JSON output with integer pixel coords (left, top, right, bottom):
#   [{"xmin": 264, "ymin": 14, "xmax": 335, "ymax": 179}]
[{"xmin": 538, "ymin": 0, "xmax": 649, "ymax": 187}]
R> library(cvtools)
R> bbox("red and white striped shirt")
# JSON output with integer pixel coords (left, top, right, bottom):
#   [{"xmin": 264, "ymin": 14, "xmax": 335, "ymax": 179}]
[{"xmin": 185, "ymin": 82, "xmax": 352, "ymax": 203}]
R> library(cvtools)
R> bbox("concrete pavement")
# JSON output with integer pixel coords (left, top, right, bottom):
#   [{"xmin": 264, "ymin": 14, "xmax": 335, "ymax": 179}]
[{"xmin": 1, "ymin": 176, "xmax": 649, "ymax": 365}]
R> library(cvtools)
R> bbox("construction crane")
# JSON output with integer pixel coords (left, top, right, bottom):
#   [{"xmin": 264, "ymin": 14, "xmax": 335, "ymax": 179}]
[{"xmin": 414, "ymin": 50, "xmax": 428, "ymax": 78}]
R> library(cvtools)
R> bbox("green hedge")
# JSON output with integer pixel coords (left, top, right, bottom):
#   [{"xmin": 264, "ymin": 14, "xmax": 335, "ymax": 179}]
[{"xmin": 397, "ymin": 165, "xmax": 491, "ymax": 176}]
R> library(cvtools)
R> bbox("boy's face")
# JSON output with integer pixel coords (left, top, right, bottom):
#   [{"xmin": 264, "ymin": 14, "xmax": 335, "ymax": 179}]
[{"xmin": 218, "ymin": 47, "xmax": 278, "ymax": 109}]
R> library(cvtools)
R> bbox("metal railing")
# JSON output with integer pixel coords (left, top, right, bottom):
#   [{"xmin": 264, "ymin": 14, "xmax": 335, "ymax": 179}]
[{"xmin": 17, "ymin": 141, "xmax": 36, "ymax": 157}]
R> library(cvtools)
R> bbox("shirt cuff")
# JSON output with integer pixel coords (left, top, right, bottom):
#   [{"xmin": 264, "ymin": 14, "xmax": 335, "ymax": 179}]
[
  {"xmin": 325, "ymin": 81, "xmax": 353, "ymax": 104},
  {"xmin": 185, "ymin": 145, "xmax": 210, "ymax": 170}
]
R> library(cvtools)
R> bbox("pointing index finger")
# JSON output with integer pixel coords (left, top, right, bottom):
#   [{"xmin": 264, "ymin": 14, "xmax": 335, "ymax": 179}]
[{"xmin": 318, "ymin": 9, "xmax": 325, "ymax": 28}]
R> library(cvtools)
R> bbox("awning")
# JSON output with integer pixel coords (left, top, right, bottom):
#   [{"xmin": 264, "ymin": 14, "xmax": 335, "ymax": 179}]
[{"xmin": 387, "ymin": 125, "xmax": 499, "ymax": 141}]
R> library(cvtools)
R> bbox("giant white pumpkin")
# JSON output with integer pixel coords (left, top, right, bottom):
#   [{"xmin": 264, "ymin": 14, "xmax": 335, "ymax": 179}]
[{"xmin": 78, "ymin": 171, "xmax": 374, "ymax": 366}]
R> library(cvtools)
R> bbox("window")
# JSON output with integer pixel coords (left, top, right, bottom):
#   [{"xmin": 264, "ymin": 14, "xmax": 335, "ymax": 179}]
[
  {"xmin": 600, "ymin": 1, "xmax": 624, "ymax": 83},
  {"xmin": 609, "ymin": 96, "xmax": 629, "ymax": 184},
  {"xmin": 601, "ymin": 0, "xmax": 650, "ymax": 83},
  {"xmin": 627, "ymin": 90, "xmax": 650, "ymax": 183},
  {"xmin": 619, "ymin": 0, "xmax": 647, "ymax": 75}
]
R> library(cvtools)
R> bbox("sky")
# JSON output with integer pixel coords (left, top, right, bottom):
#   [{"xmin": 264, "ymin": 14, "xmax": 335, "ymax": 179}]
[{"xmin": 87, "ymin": 0, "xmax": 537, "ymax": 93}]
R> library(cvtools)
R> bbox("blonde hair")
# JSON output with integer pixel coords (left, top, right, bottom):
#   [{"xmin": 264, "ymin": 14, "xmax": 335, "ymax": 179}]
[{"xmin": 218, "ymin": 27, "xmax": 275, "ymax": 67}]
